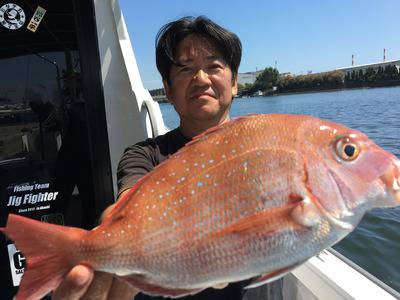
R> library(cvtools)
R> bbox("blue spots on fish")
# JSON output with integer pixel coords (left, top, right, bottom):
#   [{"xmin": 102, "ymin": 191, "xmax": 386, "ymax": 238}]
[{"xmin": 243, "ymin": 162, "xmax": 248, "ymax": 173}]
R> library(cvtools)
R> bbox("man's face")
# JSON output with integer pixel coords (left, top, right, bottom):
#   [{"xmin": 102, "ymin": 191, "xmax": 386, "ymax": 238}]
[{"xmin": 163, "ymin": 35, "xmax": 238, "ymax": 126}]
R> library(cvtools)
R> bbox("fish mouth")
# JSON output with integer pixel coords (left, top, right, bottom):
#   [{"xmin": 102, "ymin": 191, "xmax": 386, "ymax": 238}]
[{"xmin": 380, "ymin": 159, "xmax": 400, "ymax": 207}]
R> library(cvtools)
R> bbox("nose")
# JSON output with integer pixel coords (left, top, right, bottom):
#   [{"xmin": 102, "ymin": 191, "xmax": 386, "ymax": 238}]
[{"xmin": 193, "ymin": 69, "xmax": 211, "ymax": 85}]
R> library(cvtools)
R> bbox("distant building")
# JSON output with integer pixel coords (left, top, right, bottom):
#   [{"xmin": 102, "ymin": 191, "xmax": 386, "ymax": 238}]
[
  {"xmin": 237, "ymin": 70, "xmax": 263, "ymax": 85},
  {"xmin": 238, "ymin": 70, "xmax": 292, "ymax": 85},
  {"xmin": 336, "ymin": 59, "xmax": 400, "ymax": 75},
  {"xmin": 279, "ymin": 72, "xmax": 292, "ymax": 78}
]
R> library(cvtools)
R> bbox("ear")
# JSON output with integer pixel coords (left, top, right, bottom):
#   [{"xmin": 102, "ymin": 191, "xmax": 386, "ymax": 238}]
[
  {"xmin": 231, "ymin": 75, "xmax": 238, "ymax": 97},
  {"xmin": 163, "ymin": 80, "xmax": 174, "ymax": 104}
]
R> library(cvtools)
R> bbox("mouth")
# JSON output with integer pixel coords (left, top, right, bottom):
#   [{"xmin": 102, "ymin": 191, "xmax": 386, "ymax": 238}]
[
  {"xmin": 189, "ymin": 91, "xmax": 216, "ymax": 101},
  {"xmin": 380, "ymin": 159, "xmax": 400, "ymax": 206}
]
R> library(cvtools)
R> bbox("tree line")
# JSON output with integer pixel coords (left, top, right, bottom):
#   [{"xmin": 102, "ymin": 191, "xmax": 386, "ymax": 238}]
[
  {"xmin": 238, "ymin": 64, "xmax": 400, "ymax": 96},
  {"xmin": 345, "ymin": 65, "xmax": 400, "ymax": 83},
  {"xmin": 149, "ymin": 65, "xmax": 400, "ymax": 99}
]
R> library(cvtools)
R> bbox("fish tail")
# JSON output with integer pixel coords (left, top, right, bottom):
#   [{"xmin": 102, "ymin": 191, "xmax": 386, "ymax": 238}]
[{"xmin": 0, "ymin": 214, "xmax": 89, "ymax": 300}]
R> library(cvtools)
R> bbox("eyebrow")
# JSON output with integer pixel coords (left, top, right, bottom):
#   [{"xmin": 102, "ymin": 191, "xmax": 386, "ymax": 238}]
[{"xmin": 175, "ymin": 55, "xmax": 224, "ymax": 64}]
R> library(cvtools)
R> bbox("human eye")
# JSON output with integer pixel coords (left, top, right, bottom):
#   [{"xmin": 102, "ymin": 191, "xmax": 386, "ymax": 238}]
[
  {"xmin": 177, "ymin": 65, "xmax": 193, "ymax": 74},
  {"xmin": 207, "ymin": 62, "xmax": 225, "ymax": 73}
]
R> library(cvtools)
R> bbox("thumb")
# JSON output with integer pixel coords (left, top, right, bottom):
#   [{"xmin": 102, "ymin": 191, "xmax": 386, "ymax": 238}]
[{"xmin": 52, "ymin": 265, "xmax": 94, "ymax": 300}]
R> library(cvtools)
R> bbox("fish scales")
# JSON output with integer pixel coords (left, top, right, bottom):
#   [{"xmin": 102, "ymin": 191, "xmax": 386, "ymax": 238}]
[
  {"xmin": 94, "ymin": 115, "xmax": 326, "ymax": 286},
  {"xmin": 1, "ymin": 114, "xmax": 400, "ymax": 300}
]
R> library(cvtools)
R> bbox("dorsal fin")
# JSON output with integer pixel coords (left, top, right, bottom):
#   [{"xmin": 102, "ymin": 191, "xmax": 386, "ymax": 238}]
[
  {"xmin": 184, "ymin": 114, "xmax": 259, "ymax": 148},
  {"xmin": 100, "ymin": 180, "xmax": 143, "ymax": 226}
]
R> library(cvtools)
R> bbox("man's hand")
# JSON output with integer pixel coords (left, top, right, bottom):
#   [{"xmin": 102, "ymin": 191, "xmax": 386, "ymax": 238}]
[
  {"xmin": 53, "ymin": 190, "xmax": 138, "ymax": 299},
  {"xmin": 52, "ymin": 265, "xmax": 94, "ymax": 300},
  {"xmin": 52, "ymin": 265, "xmax": 138, "ymax": 300}
]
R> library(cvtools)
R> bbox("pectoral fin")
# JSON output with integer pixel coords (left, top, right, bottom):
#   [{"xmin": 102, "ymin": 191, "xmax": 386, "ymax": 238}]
[
  {"xmin": 290, "ymin": 195, "xmax": 321, "ymax": 227},
  {"xmin": 292, "ymin": 190, "xmax": 353, "ymax": 230},
  {"xmin": 212, "ymin": 201, "xmax": 302, "ymax": 238}
]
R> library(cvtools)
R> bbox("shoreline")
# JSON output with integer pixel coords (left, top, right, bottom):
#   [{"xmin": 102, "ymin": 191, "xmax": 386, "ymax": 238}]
[
  {"xmin": 153, "ymin": 83, "xmax": 400, "ymax": 102},
  {"xmin": 238, "ymin": 83, "xmax": 400, "ymax": 99}
]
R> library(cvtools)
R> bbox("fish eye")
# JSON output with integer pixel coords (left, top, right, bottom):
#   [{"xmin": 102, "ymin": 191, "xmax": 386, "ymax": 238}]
[
  {"xmin": 344, "ymin": 144, "xmax": 356, "ymax": 157},
  {"xmin": 334, "ymin": 137, "xmax": 360, "ymax": 161}
]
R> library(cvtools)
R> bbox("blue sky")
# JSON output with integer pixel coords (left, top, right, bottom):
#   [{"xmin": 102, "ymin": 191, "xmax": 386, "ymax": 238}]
[{"xmin": 119, "ymin": 0, "xmax": 400, "ymax": 90}]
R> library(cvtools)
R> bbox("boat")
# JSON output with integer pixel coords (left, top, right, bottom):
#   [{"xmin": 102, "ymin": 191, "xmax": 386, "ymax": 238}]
[
  {"xmin": 288, "ymin": 248, "xmax": 399, "ymax": 299},
  {"xmin": 0, "ymin": 1, "xmax": 398, "ymax": 299}
]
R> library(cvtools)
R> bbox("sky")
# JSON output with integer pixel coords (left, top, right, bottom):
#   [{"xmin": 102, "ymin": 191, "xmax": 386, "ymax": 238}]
[{"xmin": 119, "ymin": 0, "xmax": 400, "ymax": 90}]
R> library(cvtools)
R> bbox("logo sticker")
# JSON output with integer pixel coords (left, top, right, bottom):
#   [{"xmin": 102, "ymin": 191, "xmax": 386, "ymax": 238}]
[
  {"xmin": 0, "ymin": 3, "xmax": 26, "ymax": 30},
  {"xmin": 27, "ymin": 5, "xmax": 46, "ymax": 33},
  {"xmin": 7, "ymin": 243, "xmax": 25, "ymax": 286}
]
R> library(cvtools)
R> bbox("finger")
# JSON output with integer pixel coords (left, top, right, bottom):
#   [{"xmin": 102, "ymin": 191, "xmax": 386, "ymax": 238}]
[
  {"xmin": 212, "ymin": 283, "xmax": 229, "ymax": 289},
  {"xmin": 99, "ymin": 204, "xmax": 116, "ymax": 222},
  {"xmin": 81, "ymin": 272, "xmax": 113, "ymax": 300},
  {"xmin": 52, "ymin": 265, "xmax": 94, "ymax": 300},
  {"xmin": 107, "ymin": 277, "xmax": 139, "ymax": 300},
  {"xmin": 92, "ymin": 204, "xmax": 116, "ymax": 231}
]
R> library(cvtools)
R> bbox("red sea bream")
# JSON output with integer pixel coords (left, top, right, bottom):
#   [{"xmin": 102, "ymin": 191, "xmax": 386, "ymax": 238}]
[{"xmin": 1, "ymin": 114, "xmax": 400, "ymax": 300}]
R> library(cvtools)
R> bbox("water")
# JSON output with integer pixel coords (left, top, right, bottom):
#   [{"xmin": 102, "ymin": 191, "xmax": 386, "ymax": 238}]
[{"xmin": 159, "ymin": 86, "xmax": 400, "ymax": 292}]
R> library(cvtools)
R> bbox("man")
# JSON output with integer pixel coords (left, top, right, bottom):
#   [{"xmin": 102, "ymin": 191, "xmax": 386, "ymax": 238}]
[{"xmin": 53, "ymin": 16, "xmax": 282, "ymax": 300}]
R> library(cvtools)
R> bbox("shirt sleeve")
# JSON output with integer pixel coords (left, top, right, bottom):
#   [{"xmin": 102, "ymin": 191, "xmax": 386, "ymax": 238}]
[{"xmin": 116, "ymin": 142, "xmax": 158, "ymax": 197}]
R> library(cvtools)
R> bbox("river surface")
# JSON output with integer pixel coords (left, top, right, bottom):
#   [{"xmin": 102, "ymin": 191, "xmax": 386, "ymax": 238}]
[{"xmin": 159, "ymin": 86, "xmax": 400, "ymax": 292}]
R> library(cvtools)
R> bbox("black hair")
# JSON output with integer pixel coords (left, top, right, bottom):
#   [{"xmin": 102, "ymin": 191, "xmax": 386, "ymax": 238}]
[{"xmin": 156, "ymin": 16, "xmax": 242, "ymax": 84}]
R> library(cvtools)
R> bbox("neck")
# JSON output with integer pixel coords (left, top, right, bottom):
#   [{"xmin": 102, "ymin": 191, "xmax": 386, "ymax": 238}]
[{"xmin": 179, "ymin": 115, "xmax": 230, "ymax": 138}]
